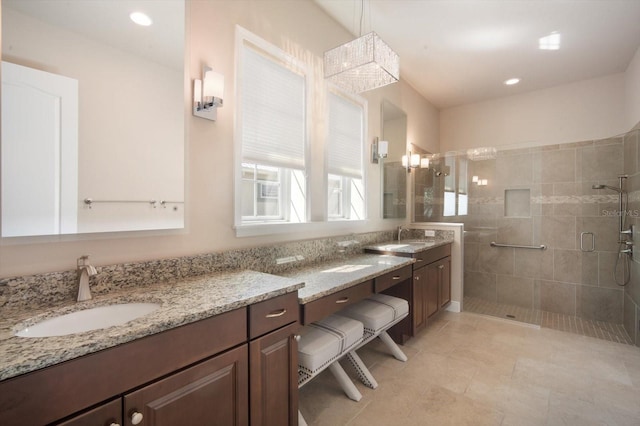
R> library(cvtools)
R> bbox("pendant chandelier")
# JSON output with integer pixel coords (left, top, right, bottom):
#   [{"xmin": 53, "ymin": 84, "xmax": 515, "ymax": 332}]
[{"xmin": 323, "ymin": 2, "xmax": 399, "ymax": 93}]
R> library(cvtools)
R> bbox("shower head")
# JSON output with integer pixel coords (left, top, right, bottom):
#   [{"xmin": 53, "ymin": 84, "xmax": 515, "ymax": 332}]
[{"xmin": 592, "ymin": 184, "xmax": 624, "ymax": 193}]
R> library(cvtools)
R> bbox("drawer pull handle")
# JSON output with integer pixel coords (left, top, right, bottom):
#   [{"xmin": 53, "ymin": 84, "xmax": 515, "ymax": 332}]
[
  {"xmin": 266, "ymin": 309, "xmax": 287, "ymax": 318},
  {"xmin": 416, "ymin": 258, "xmax": 424, "ymax": 262},
  {"xmin": 110, "ymin": 424, "xmax": 121, "ymax": 426},
  {"xmin": 131, "ymin": 412, "xmax": 143, "ymax": 425},
  {"xmin": 438, "ymin": 265, "xmax": 445, "ymax": 269},
  {"xmin": 392, "ymin": 275, "xmax": 401, "ymax": 280},
  {"xmin": 335, "ymin": 297, "xmax": 349, "ymax": 304}
]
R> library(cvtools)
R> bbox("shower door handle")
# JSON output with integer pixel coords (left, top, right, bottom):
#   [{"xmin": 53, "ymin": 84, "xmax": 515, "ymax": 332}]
[{"xmin": 580, "ymin": 232, "xmax": 595, "ymax": 252}]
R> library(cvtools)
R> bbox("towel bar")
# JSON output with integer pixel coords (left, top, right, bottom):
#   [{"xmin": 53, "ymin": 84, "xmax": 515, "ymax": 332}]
[{"xmin": 490, "ymin": 242, "xmax": 547, "ymax": 250}]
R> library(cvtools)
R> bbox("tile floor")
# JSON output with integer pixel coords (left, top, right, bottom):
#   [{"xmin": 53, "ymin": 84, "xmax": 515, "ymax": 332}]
[
  {"xmin": 464, "ymin": 297, "xmax": 633, "ymax": 345},
  {"xmin": 298, "ymin": 311, "xmax": 640, "ymax": 425}
]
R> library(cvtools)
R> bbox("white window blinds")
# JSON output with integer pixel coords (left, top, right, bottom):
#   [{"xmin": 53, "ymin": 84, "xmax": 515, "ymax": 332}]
[
  {"xmin": 327, "ymin": 92, "xmax": 363, "ymax": 179},
  {"xmin": 241, "ymin": 46, "xmax": 306, "ymax": 170}
]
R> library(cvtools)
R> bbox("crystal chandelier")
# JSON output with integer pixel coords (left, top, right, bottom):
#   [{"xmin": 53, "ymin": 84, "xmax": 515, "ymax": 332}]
[
  {"xmin": 466, "ymin": 147, "xmax": 497, "ymax": 161},
  {"xmin": 324, "ymin": 31, "xmax": 399, "ymax": 93}
]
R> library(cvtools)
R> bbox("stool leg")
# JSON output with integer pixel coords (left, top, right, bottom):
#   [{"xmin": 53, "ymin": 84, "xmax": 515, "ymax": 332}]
[
  {"xmin": 298, "ymin": 410, "xmax": 308, "ymax": 426},
  {"xmin": 379, "ymin": 331, "xmax": 408, "ymax": 362},
  {"xmin": 328, "ymin": 362, "xmax": 362, "ymax": 401},
  {"xmin": 345, "ymin": 351, "xmax": 378, "ymax": 389}
]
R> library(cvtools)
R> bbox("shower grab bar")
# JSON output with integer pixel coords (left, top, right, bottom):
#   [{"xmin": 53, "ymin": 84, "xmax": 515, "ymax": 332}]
[
  {"xmin": 580, "ymin": 232, "xmax": 595, "ymax": 252},
  {"xmin": 490, "ymin": 242, "xmax": 547, "ymax": 250}
]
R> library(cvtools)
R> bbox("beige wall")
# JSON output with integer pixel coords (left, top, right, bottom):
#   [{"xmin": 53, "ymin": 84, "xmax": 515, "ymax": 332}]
[
  {"xmin": 0, "ymin": 0, "xmax": 439, "ymax": 277},
  {"xmin": 625, "ymin": 46, "xmax": 640, "ymax": 131},
  {"xmin": 440, "ymin": 73, "xmax": 627, "ymax": 151}
]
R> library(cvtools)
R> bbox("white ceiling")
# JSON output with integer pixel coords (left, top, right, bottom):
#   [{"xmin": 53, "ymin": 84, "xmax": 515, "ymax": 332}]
[{"xmin": 314, "ymin": 0, "xmax": 640, "ymax": 109}]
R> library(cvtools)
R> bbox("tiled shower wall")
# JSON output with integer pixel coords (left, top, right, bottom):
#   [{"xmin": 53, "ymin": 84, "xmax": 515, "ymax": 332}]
[
  {"xmin": 623, "ymin": 127, "xmax": 640, "ymax": 346},
  {"xmin": 418, "ymin": 136, "xmax": 633, "ymax": 338}
]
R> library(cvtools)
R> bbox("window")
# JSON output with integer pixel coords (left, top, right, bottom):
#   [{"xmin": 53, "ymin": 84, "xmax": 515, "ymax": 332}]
[
  {"xmin": 442, "ymin": 154, "xmax": 468, "ymax": 217},
  {"xmin": 326, "ymin": 89, "xmax": 366, "ymax": 220},
  {"xmin": 235, "ymin": 27, "xmax": 309, "ymax": 227}
]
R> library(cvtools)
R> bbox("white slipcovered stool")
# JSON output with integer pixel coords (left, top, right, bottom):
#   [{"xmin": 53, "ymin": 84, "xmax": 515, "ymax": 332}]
[
  {"xmin": 297, "ymin": 314, "xmax": 368, "ymax": 426},
  {"xmin": 338, "ymin": 293, "xmax": 409, "ymax": 389},
  {"xmin": 297, "ymin": 314, "xmax": 365, "ymax": 400}
]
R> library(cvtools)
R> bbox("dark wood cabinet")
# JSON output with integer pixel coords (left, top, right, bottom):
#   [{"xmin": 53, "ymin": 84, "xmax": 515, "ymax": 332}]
[
  {"xmin": 367, "ymin": 243, "xmax": 452, "ymax": 343},
  {"xmin": 1, "ymin": 292, "xmax": 300, "ymax": 426},
  {"xmin": 56, "ymin": 398, "xmax": 121, "ymax": 426},
  {"xmin": 439, "ymin": 257, "xmax": 451, "ymax": 309},
  {"xmin": 249, "ymin": 322, "xmax": 298, "ymax": 426},
  {"xmin": 425, "ymin": 261, "xmax": 440, "ymax": 320},
  {"xmin": 124, "ymin": 345, "xmax": 249, "ymax": 426},
  {"xmin": 412, "ymin": 266, "xmax": 428, "ymax": 334}
]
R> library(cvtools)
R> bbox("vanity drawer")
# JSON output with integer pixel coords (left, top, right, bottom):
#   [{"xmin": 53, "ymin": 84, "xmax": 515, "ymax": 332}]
[
  {"xmin": 249, "ymin": 291, "xmax": 299, "ymax": 339},
  {"xmin": 414, "ymin": 244, "xmax": 451, "ymax": 267},
  {"xmin": 374, "ymin": 265, "xmax": 412, "ymax": 293},
  {"xmin": 301, "ymin": 280, "xmax": 373, "ymax": 325}
]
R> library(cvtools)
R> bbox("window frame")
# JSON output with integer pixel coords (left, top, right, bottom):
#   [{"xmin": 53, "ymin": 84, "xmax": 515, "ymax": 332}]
[
  {"xmin": 324, "ymin": 85, "xmax": 367, "ymax": 222},
  {"xmin": 233, "ymin": 26, "xmax": 311, "ymax": 234}
]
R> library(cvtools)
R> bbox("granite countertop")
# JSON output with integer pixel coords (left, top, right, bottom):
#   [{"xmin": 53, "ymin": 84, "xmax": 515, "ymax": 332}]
[
  {"xmin": 279, "ymin": 253, "xmax": 415, "ymax": 304},
  {"xmin": 364, "ymin": 238, "xmax": 454, "ymax": 255},
  {"xmin": 0, "ymin": 269, "xmax": 303, "ymax": 381}
]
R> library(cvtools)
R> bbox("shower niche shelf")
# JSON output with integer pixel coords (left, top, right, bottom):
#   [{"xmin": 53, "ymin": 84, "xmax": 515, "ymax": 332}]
[{"xmin": 504, "ymin": 189, "xmax": 531, "ymax": 217}]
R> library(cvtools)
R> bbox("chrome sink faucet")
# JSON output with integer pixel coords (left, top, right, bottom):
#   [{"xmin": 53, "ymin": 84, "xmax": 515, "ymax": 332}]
[
  {"xmin": 397, "ymin": 226, "xmax": 405, "ymax": 242},
  {"xmin": 77, "ymin": 255, "xmax": 98, "ymax": 302}
]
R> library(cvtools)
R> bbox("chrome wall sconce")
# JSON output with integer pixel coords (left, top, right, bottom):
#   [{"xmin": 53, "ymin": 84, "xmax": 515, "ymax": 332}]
[
  {"xmin": 402, "ymin": 151, "xmax": 426, "ymax": 173},
  {"xmin": 193, "ymin": 66, "xmax": 224, "ymax": 121},
  {"xmin": 371, "ymin": 137, "xmax": 389, "ymax": 163},
  {"xmin": 472, "ymin": 175, "xmax": 488, "ymax": 186}
]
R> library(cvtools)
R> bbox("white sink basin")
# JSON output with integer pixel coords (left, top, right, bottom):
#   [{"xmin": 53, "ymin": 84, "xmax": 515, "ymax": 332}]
[{"xmin": 15, "ymin": 302, "xmax": 161, "ymax": 338}]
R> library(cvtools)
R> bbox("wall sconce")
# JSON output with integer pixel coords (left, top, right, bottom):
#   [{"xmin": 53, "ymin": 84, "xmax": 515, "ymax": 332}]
[
  {"xmin": 402, "ymin": 152, "xmax": 432, "ymax": 173},
  {"xmin": 193, "ymin": 66, "xmax": 224, "ymax": 121},
  {"xmin": 472, "ymin": 176, "xmax": 488, "ymax": 186},
  {"xmin": 371, "ymin": 138, "xmax": 389, "ymax": 163},
  {"xmin": 401, "ymin": 152, "xmax": 421, "ymax": 173}
]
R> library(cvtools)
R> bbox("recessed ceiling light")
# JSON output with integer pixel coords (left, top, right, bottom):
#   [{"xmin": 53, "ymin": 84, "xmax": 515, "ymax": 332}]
[
  {"xmin": 539, "ymin": 32, "xmax": 561, "ymax": 50},
  {"xmin": 130, "ymin": 12, "xmax": 152, "ymax": 26},
  {"xmin": 504, "ymin": 78, "xmax": 520, "ymax": 86}
]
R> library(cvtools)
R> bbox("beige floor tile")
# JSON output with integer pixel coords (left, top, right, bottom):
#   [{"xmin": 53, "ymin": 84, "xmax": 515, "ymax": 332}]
[{"xmin": 298, "ymin": 312, "xmax": 640, "ymax": 426}]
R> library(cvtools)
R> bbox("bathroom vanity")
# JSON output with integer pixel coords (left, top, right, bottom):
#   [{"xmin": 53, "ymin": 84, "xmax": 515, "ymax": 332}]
[
  {"xmin": 365, "ymin": 240, "xmax": 452, "ymax": 343},
  {"xmin": 0, "ymin": 271, "xmax": 303, "ymax": 426}
]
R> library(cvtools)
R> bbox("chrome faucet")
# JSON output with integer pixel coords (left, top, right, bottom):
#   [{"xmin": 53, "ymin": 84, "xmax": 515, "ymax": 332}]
[
  {"xmin": 77, "ymin": 255, "xmax": 98, "ymax": 302},
  {"xmin": 397, "ymin": 226, "xmax": 404, "ymax": 242}
]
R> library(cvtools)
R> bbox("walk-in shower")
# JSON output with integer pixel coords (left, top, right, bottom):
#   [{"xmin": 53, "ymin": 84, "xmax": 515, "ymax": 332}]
[{"xmin": 592, "ymin": 174, "xmax": 633, "ymax": 286}]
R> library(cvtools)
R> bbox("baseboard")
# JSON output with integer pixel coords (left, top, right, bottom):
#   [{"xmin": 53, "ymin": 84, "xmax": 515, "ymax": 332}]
[{"xmin": 446, "ymin": 300, "xmax": 461, "ymax": 313}]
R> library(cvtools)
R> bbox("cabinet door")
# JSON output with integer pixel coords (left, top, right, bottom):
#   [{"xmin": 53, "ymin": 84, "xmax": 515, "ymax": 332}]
[
  {"xmin": 56, "ymin": 398, "xmax": 121, "ymax": 426},
  {"xmin": 412, "ymin": 266, "xmax": 427, "ymax": 334},
  {"xmin": 124, "ymin": 345, "xmax": 248, "ymax": 426},
  {"xmin": 425, "ymin": 263, "xmax": 440, "ymax": 319},
  {"xmin": 439, "ymin": 257, "xmax": 451, "ymax": 308},
  {"xmin": 250, "ymin": 322, "xmax": 299, "ymax": 426}
]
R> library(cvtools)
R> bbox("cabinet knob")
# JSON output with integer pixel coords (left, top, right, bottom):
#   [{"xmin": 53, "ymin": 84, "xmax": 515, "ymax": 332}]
[
  {"xmin": 109, "ymin": 423, "xmax": 121, "ymax": 426},
  {"xmin": 438, "ymin": 265, "xmax": 445, "ymax": 269},
  {"xmin": 294, "ymin": 334, "xmax": 301, "ymax": 341},
  {"xmin": 131, "ymin": 412, "xmax": 143, "ymax": 425},
  {"xmin": 415, "ymin": 276, "xmax": 420, "ymax": 281}
]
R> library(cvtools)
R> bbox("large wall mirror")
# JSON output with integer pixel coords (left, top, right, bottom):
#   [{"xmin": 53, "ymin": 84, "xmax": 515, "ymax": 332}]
[
  {"xmin": 1, "ymin": 0, "xmax": 185, "ymax": 237},
  {"xmin": 381, "ymin": 100, "xmax": 407, "ymax": 218}
]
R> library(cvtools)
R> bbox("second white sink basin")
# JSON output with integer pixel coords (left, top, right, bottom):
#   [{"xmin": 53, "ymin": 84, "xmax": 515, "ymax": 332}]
[{"xmin": 15, "ymin": 302, "xmax": 161, "ymax": 338}]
